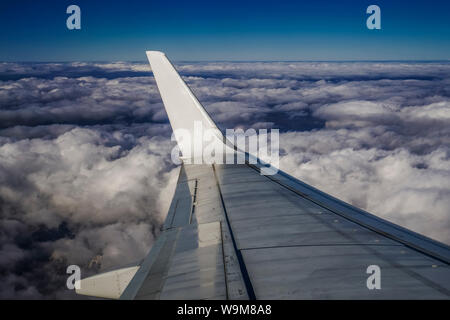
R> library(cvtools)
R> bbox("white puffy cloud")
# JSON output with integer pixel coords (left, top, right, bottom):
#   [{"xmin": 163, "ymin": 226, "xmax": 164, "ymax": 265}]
[
  {"xmin": 0, "ymin": 127, "xmax": 178, "ymax": 298},
  {"xmin": 0, "ymin": 61, "xmax": 449, "ymax": 298}
]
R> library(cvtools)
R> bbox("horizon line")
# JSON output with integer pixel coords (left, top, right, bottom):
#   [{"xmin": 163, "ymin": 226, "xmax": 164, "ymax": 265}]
[{"xmin": 2, "ymin": 59, "xmax": 450, "ymax": 64}]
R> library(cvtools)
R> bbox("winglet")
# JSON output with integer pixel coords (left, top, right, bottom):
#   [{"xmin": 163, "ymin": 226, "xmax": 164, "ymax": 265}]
[{"xmin": 146, "ymin": 51, "xmax": 227, "ymax": 161}]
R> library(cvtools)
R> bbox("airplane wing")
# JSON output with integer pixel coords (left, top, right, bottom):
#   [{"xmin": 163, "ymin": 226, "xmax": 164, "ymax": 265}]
[{"xmin": 75, "ymin": 51, "xmax": 450, "ymax": 300}]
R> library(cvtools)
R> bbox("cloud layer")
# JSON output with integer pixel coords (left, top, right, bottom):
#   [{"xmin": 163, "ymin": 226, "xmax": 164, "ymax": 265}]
[{"xmin": 0, "ymin": 61, "xmax": 449, "ymax": 298}]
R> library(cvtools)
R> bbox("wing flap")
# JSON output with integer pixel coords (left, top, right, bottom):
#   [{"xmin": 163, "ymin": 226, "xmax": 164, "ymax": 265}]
[{"xmin": 75, "ymin": 266, "xmax": 139, "ymax": 299}]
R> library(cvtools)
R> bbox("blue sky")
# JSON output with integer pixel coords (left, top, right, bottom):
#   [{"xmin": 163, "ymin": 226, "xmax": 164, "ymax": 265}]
[{"xmin": 0, "ymin": 0, "xmax": 449, "ymax": 61}]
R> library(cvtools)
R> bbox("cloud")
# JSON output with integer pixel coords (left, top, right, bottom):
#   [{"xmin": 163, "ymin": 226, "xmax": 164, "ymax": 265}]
[
  {"xmin": 0, "ymin": 76, "xmax": 168, "ymax": 129},
  {"xmin": 0, "ymin": 127, "xmax": 178, "ymax": 298},
  {"xmin": 0, "ymin": 62, "xmax": 151, "ymax": 81},
  {"xmin": 0, "ymin": 61, "xmax": 449, "ymax": 298}
]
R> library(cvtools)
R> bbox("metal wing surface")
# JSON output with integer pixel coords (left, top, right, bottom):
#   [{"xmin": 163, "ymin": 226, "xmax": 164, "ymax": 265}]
[{"xmin": 76, "ymin": 52, "xmax": 450, "ymax": 300}]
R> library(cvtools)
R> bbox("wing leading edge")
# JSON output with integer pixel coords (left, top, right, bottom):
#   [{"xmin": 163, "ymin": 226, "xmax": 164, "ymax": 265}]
[{"xmin": 75, "ymin": 51, "xmax": 450, "ymax": 300}]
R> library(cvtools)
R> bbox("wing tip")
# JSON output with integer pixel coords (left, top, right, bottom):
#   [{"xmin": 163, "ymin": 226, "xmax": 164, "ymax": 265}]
[{"xmin": 146, "ymin": 50, "xmax": 166, "ymax": 57}]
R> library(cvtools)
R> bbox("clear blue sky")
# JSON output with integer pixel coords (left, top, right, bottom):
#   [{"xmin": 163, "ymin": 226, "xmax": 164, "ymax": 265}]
[{"xmin": 0, "ymin": 0, "xmax": 449, "ymax": 61}]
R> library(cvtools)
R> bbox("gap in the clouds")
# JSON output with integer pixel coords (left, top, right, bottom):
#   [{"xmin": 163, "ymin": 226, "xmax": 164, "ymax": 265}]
[
  {"xmin": 31, "ymin": 222, "xmax": 75, "ymax": 243},
  {"xmin": 267, "ymin": 111, "xmax": 326, "ymax": 132},
  {"xmin": 215, "ymin": 112, "xmax": 326, "ymax": 133}
]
